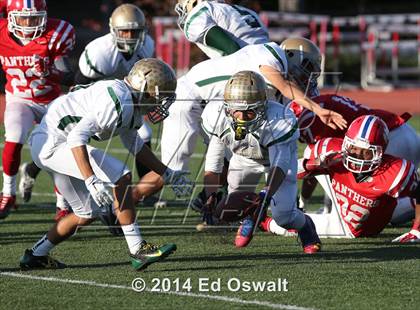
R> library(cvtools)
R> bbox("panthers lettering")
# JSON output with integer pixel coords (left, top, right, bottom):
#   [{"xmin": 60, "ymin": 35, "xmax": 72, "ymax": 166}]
[
  {"xmin": 0, "ymin": 18, "xmax": 75, "ymax": 103},
  {"xmin": 304, "ymin": 137, "xmax": 418, "ymax": 237}
]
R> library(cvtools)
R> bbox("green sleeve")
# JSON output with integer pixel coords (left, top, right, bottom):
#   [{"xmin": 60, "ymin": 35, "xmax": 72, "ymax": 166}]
[{"xmin": 204, "ymin": 26, "xmax": 241, "ymax": 56}]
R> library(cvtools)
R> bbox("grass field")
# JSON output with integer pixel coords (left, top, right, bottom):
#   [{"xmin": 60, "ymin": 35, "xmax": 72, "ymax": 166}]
[{"xmin": 0, "ymin": 118, "xmax": 419, "ymax": 310}]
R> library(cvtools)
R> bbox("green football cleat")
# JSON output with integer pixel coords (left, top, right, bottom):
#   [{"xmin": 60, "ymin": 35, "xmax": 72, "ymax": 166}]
[
  {"xmin": 130, "ymin": 241, "xmax": 176, "ymax": 271},
  {"xmin": 19, "ymin": 249, "xmax": 66, "ymax": 270}
]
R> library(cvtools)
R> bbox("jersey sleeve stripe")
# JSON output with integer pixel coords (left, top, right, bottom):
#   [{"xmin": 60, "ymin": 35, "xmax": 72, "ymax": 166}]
[
  {"xmin": 84, "ymin": 51, "xmax": 105, "ymax": 77},
  {"xmin": 57, "ymin": 115, "xmax": 82, "ymax": 130},
  {"xmin": 185, "ymin": 6, "xmax": 209, "ymax": 39},
  {"xmin": 388, "ymin": 159, "xmax": 408, "ymax": 196},
  {"xmin": 314, "ymin": 140, "xmax": 321, "ymax": 158},
  {"xmin": 48, "ymin": 20, "xmax": 66, "ymax": 50},
  {"xmin": 107, "ymin": 87, "xmax": 123, "ymax": 128},
  {"xmin": 195, "ymin": 75, "xmax": 231, "ymax": 87},
  {"xmin": 265, "ymin": 122, "xmax": 298, "ymax": 147},
  {"xmin": 55, "ymin": 23, "xmax": 74, "ymax": 51},
  {"xmin": 201, "ymin": 123, "xmax": 217, "ymax": 137},
  {"xmin": 321, "ymin": 137, "xmax": 332, "ymax": 154},
  {"xmin": 397, "ymin": 163, "xmax": 415, "ymax": 196},
  {"xmin": 263, "ymin": 43, "xmax": 286, "ymax": 72}
]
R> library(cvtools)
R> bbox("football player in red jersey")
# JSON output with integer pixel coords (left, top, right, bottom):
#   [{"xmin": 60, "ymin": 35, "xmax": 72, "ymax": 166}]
[
  {"xmin": 0, "ymin": 0, "xmax": 75, "ymax": 219},
  {"xmin": 280, "ymin": 38, "xmax": 420, "ymax": 214},
  {"xmin": 261, "ymin": 115, "xmax": 420, "ymax": 242}
]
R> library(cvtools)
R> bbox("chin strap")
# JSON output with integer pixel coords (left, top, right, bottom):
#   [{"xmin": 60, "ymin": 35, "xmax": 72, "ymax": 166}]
[{"xmin": 234, "ymin": 125, "xmax": 247, "ymax": 140}]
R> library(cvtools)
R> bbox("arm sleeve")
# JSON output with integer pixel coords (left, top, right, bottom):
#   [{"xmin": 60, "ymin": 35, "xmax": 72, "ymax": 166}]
[
  {"xmin": 67, "ymin": 88, "xmax": 121, "ymax": 147},
  {"xmin": 74, "ymin": 68, "xmax": 98, "ymax": 85},
  {"xmin": 78, "ymin": 49, "xmax": 107, "ymax": 80},
  {"xmin": 184, "ymin": 6, "xmax": 215, "ymax": 43},
  {"xmin": 204, "ymin": 26, "xmax": 240, "ymax": 56},
  {"xmin": 50, "ymin": 22, "xmax": 75, "ymax": 58},
  {"xmin": 66, "ymin": 116, "xmax": 100, "ymax": 148},
  {"xmin": 119, "ymin": 129, "xmax": 145, "ymax": 156},
  {"xmin": 204, "ymin": 136, "xmax": 226, "ymax": 174},
  {"xmin": 388, "ymin": 160, "xmax": 418, "ymax": 198},
  {"xmin": 259, "ymin": 43, "xmax": 287, "ymax": 74}
]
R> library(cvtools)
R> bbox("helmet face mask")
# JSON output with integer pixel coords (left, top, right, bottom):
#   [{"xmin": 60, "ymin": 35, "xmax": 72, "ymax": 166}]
[
  {"xmin": 342, "ymin": 115, "xmax": 389, "ymax": 174},
  {"xmin": 7, "ymin": 0, "xmax": 47, "ymax": 41},
  {"xmin": 110, "ymin": 4, "xmax": 147, "ymax": 55},
  {"xmin": 342, "ymin": 136, "xmax": 383, "ymax": 174},
  {"xmin": 224, "ymin": 101, "xmax": 266, "ymax": 140},
  {"xmin": 175, "ymin": 0, "xmax": 203, "ymax": 29},
  {"xmin": 280, "ymin": 37, "xmax": 321, "ymax": 94},
  {"xmin": 223, "ymin": 71, "xmax": 267, "ymax": 140},
  {"xmin": 125, "ymin": 59, "xmax": 177, "ymax": 124}
]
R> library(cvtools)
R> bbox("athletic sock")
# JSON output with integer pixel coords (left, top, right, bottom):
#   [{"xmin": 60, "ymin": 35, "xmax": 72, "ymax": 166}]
[
  {"xmin": 2, "ymin": 142, "xmax": 23, "ymax": 195},
  {"xmin": 26, "ymin": 162, "xmax": 41, "ymax": 179},
  {"xmin": 32, "ymin": 234, "xmax": 56, "ymax": 256},
  {"xmin": 2, "ymin": 174, "xmax": 16, "ymax": 196},
  {"xmin": 121, "ymin": 223, "xmax": 143, "ymax": 255}
]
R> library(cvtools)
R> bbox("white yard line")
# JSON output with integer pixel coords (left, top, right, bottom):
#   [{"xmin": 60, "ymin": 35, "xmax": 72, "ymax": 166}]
[{"xmin": 0, "ymin": 272, "xmax": 314, "ymax": 310}]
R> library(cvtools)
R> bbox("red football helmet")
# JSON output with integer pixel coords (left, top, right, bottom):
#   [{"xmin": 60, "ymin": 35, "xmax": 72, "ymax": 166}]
[
  {"xmin": 342, "ymin": 115, "xmax": 389, "ymax": 173},
  {"xmin": 7, "ymin": 0, "xmax": 47, "ymax": 41}
]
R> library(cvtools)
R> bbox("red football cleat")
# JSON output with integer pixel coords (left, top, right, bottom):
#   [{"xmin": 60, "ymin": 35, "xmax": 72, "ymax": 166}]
[
  {"xmin": 0, "ymin": 194, "xmax": 17, "ymax": 219},
  {"xmin": 259, "ymin": 216, "xmax": 272, "ymax": 232},
  {"xmin": 303, "ymin": 243, "xmax": 322, "ymax": 254},
  {"xmin": 235, "ymin": 217, "xmax": 255, "ymax": 248},
  {"xmin": 54, "ymin": 208, "xmax": 71, "ymax": 222},
  {"xmin": 298, "ymin": 215, "xmax": 322, "ymax": 254}
]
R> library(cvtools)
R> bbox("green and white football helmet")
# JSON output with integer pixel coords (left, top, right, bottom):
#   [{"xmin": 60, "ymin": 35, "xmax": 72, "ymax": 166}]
[
  {"xmin": 125, "ymin": 58, "xmax": 177, "ymax": 123},
  {"xmin": 223, "ymin": 71, "xmax": 267, "ymax": 140}
]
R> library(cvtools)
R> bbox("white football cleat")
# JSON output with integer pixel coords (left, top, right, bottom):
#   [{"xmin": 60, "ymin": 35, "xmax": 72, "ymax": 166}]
[{"xmin": 19, "ymin": 163, "xmax": 35, "ymax": 203}]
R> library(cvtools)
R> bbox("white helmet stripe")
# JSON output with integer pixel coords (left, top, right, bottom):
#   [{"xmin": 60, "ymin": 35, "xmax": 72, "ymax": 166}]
[{"xmin": 357, "ymin": 115, "xmax": 375, "ymax": 140}]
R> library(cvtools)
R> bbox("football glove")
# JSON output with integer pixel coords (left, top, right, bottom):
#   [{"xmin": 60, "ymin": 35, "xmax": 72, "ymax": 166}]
[
  {"xmin": 319, "ymin": 151, "xmax": 343, "ymax": 169},
  {"xmin": 162, "ymin": 168, "xmax": 194, "ymax": 197},
  {"xmin": 85, "ymin": 175, "xmax": 114, "ymax": 208},
  {"xmin": 31, "ymin": 54, "xmax": 49, "ymax": 78},
  {"xmin": 392, "ymin": 229, "xmax": 420, "ymax": 243}
]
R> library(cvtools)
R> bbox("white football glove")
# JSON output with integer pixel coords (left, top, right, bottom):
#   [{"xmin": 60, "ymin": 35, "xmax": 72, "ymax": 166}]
[
  {"xmin": 85, "ymin": 175, "xmax": 114, "ymax": 208},
  {"xmin": 162, "ymin": 168, "xmax": 194, "ymax": 197},
  {"xmin": 391, "ymin": 229, "xmax": 420, "ymax": 243}
]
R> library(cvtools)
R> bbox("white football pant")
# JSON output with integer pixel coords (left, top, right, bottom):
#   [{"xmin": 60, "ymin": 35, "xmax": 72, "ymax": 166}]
[{"xmin": 30, "ymin": 132, "xmax": 130, "ymax": 219}]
